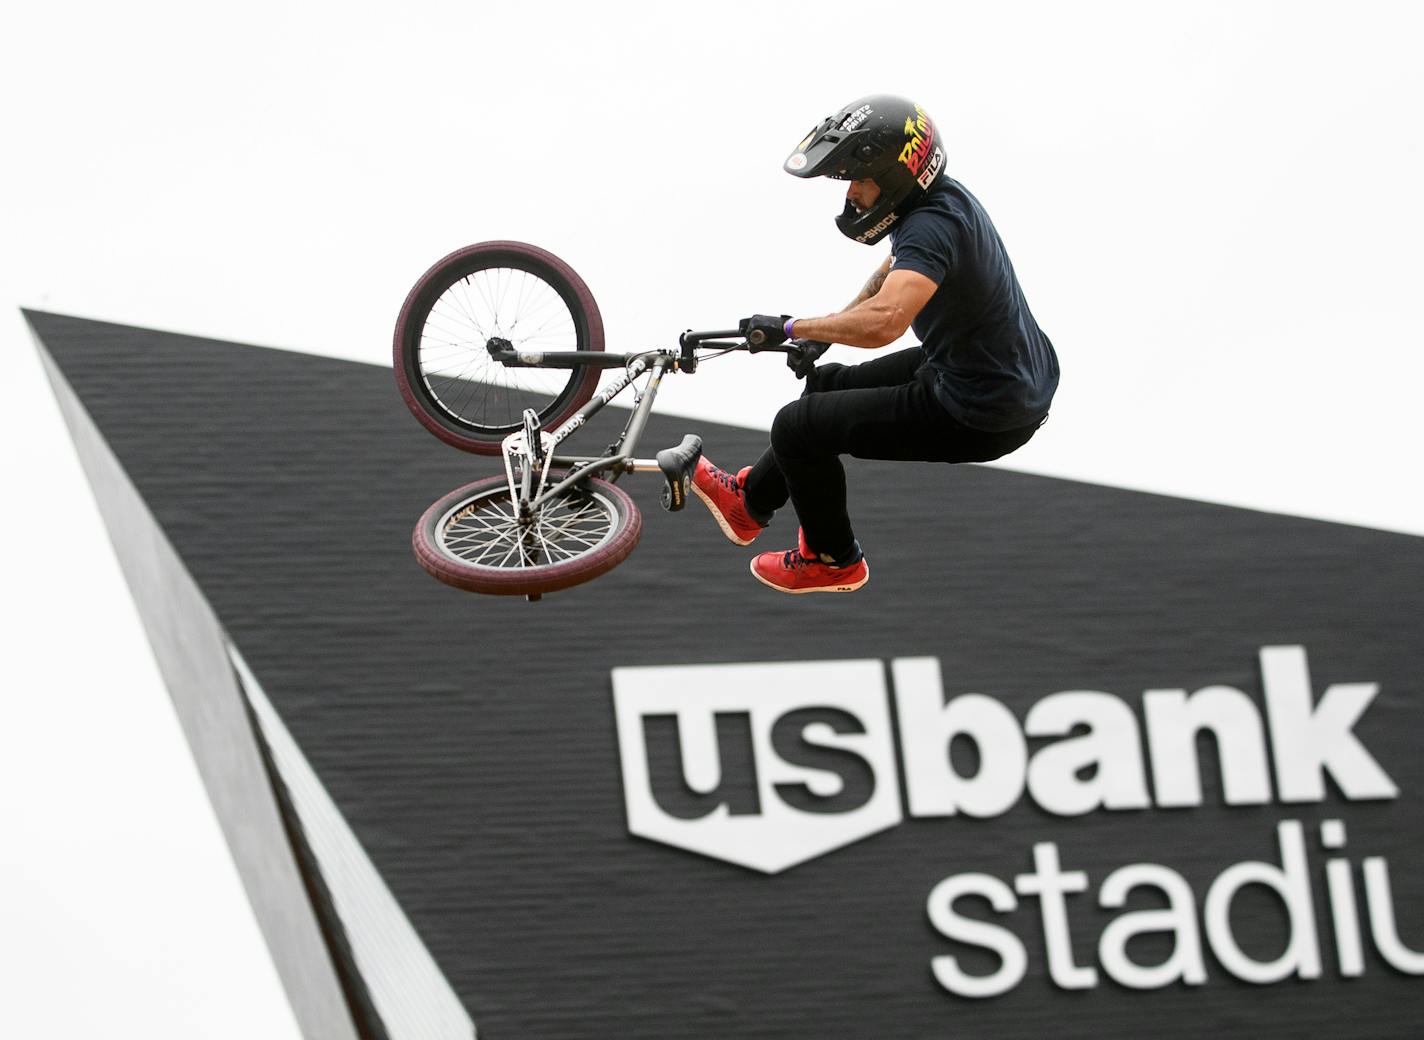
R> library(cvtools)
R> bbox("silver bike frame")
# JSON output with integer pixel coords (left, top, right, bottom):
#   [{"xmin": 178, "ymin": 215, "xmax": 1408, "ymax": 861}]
[
  {"xmin": 490, "ymin": 327, "xmax": 759, "ymax": 511},
  {"xmin": 498, "ymin": 349, "xmax": 681, "ymax": 511}
]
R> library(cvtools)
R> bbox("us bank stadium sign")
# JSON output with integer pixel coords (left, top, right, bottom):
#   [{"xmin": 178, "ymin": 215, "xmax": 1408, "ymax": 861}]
[{"xmin": 610, "ymin": 647, "xmax": 1423, "ymax": 998}]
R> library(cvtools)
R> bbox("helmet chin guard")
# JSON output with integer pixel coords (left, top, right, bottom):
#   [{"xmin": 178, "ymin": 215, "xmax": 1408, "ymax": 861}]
[
  {"xmin": 785, "ymin": 95, "xmax": 946, "ymax": 245},
  {"xmin": 835, "ymin": 198, "xmax": 902, "ymax": 246}
]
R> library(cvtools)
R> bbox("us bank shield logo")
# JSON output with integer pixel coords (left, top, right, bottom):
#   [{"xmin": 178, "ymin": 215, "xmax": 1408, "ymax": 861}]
[{"xmin": 612, "ymin": 659, "xmax": 903, "ymax": 873}]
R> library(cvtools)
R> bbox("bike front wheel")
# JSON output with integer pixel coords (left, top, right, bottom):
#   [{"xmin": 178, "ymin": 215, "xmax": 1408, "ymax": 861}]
[
  {"xmin": 412, "ymin": 474, "xmax": 642, "ymax": 595},
  {"xmin": 394, "ymin": 241, "xmax": 604, "ymax": 454}
]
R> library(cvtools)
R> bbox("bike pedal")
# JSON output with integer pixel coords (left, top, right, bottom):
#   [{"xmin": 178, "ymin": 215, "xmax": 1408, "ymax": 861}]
[{"xmin": 656, "ymin": 434, "xmax": 703, "ymax": 512}]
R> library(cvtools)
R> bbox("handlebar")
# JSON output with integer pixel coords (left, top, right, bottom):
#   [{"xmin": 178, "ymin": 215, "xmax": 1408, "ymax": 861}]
[
  {"xmin": 679, "ymin": 328, "xmax": 748, "ymax": 350},
  {"xmin": 678, "ymin": 328, "xmax": 816, "ymax": 354},
  {"xmin": 677, "ymin": 327, "xmax": 830, "ymax": 378}
]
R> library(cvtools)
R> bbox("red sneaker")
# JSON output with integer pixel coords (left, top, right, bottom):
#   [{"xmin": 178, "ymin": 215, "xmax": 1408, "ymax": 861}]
[
  {"xmin": 750, "ymin": 536, "xmax": 869, "ymax": 594},
  {"xmin": 692, "ymin": 457, "xmax": 765, "ymax": 545}
]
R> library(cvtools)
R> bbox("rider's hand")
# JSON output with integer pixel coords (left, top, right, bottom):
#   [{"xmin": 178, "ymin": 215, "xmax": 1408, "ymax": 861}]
[
  {"xmin": 740, "ymin": 313, "xmax": 792, "ymax": 351},
  {"xmin": 787, "ymin": 339, "xmax": 830, "ymax": 379}
]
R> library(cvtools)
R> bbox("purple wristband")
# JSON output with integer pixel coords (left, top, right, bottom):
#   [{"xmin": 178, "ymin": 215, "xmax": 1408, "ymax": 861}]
[{"xmin": 784, "ymin": 317, "xmax": 797, "ymax": 339}]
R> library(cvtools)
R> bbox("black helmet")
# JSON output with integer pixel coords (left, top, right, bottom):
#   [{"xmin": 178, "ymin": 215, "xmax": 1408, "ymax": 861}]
[{"xmin": 784, "ymin": 95, "xmax": 946, "ymax": 245}]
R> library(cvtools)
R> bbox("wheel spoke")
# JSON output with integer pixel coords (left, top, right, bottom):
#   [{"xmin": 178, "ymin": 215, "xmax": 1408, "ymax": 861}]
[
  {"xmin": 439, "ymin": 486, "xmax": 617, "ymax": 572},
  {"xmin": 414, "ymin": 260, "xmax": 586, "ymax": 435}
]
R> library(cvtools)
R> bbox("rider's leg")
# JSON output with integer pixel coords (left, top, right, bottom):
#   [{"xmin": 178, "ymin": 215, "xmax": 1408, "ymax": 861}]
[
  {"xmin": 740, "ymin": 345, "xmax": 927, "ymax": 522},
  {"xmin": 801, "ymin": 344, "xmax": 924, "ymax": 395},
  {"xmin": 740, "ymin": 448, "xmax": 789, "ymax": 520},
  {"xmin": 769, "ymin": 365, "xmax": 1042, "ymax": 562}
]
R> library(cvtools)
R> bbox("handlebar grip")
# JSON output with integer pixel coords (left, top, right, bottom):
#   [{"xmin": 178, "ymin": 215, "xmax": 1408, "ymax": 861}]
[{"xmin": 787, "ymin": 338, "xmax": 831, "ymax": 378}]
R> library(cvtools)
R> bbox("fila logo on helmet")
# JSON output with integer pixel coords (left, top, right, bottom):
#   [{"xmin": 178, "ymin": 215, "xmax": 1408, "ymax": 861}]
[{"xmin": 917, "ymin": 146, "xmax": 945, "ymax": 190}]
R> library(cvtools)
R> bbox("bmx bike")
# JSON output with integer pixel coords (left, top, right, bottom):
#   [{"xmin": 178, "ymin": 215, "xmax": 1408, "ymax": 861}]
[{"xmin": 393, "ymin": 240, "xmax": 826, "ymax": 600}]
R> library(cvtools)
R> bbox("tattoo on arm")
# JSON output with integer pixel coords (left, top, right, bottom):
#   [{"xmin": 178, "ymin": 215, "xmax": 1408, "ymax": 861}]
[
  {"xmin": 863, "ymin": 267, "xmax": 889, "ymax": 298},
  {"xmin": 845, "ymin": 257, "xmax": 894, "ymax": 311}
]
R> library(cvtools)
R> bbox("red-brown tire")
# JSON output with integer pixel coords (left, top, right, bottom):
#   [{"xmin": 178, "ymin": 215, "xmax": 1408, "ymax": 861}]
[
  {"xmin": 412, "ymin": 474, "xmax": 641, "ymax": 595},
  {"xmin": 393, "ymin": 241, "xmax": 604, "ymax": 454}
]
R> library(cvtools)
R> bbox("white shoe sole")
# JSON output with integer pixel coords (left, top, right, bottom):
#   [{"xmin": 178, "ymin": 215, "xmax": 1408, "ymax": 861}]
[{"xmin": 691, "ymin": 480, "xmax": 758, "ymax": 546}]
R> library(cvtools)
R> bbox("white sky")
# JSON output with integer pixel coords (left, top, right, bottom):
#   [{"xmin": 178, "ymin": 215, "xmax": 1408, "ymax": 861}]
[{"xmin": 1, "ymin": 2, "xmax": 1420, "ymax": 1035}]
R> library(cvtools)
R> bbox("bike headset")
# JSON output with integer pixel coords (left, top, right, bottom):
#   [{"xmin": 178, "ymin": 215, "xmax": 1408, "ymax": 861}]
[{"xmin": 783, "ymin": 94, "xmax": 947, "ymax": 246}]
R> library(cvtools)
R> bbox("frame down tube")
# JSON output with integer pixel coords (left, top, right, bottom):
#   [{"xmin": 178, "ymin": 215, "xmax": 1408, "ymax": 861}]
[{"xmin": 534, "ymin": 353, "xmax": 674, "ymax": 506}]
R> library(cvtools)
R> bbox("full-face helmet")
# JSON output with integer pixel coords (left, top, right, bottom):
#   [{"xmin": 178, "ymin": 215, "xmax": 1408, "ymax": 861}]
[{"xmin": 784, "ymin": 94, "xmax": 946, "ymax": 245}]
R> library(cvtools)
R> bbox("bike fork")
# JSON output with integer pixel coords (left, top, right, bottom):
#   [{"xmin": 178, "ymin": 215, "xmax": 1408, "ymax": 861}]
[
  {"xmin": 502, "ymin": 408, "xmax": 555, "ymax": 525},
  {"xmin": 497, "ymin": 410, "xmax": 557, "ymax": 602}
]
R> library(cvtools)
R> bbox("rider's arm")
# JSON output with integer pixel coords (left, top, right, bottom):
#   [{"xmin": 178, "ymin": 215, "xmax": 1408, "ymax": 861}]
[
  {"xmin": 793, "ymin": 267, "xmax": 938, "ymax": 349},
  {"xmin": 841, "ymin": 255, "xmax": 894, "ymax": 311}
]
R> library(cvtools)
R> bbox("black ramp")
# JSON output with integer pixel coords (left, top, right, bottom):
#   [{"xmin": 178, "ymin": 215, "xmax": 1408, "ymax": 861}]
[{"xmin": 30, "ymin": 310, "xmax": 1424, "ymax": 1040}]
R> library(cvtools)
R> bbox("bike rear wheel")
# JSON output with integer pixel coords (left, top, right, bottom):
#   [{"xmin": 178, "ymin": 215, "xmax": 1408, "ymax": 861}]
[
  {"xmin": 413, "ymin": 474, "xmax": 642, "ymax": 595},
  {"xmin": 394, "ymin": 241, "xmax": 604, "ymax": 454}
]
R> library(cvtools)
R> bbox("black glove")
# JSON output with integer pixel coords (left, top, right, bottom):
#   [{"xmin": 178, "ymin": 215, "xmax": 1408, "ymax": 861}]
[
  {"xmin": 740, "ymin": 313, "xmax": 792, "ymax": 351},
  {"xmin": 786, "ymin": 339, "xmax": 830, "ymax": 379}
]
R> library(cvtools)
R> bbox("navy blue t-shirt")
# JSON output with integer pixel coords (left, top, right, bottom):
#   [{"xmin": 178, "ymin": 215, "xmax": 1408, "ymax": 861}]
[{"xmin": 889, "ymin": 177, "xmax": 1058, "ymax": 432}]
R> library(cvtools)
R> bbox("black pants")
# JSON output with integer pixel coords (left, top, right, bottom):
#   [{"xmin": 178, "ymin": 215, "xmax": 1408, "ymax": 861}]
[{"xmin": 742, "ymin": 346, "xmax": 1043, "ymax": 560}]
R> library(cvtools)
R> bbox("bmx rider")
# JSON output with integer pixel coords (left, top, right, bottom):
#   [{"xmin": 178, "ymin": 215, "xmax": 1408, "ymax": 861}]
[{"xmin": 693, "ymin": 94, "xmax": 1060, "ymax": 594}]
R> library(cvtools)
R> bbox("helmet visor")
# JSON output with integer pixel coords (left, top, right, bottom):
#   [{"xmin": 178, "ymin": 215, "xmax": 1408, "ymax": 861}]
[{"xmin": 784, "ymin": 118, "xmax": 863, "ymax": 180}]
